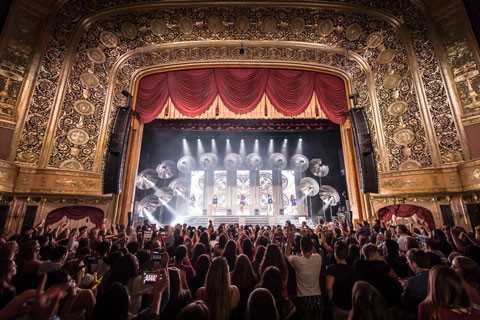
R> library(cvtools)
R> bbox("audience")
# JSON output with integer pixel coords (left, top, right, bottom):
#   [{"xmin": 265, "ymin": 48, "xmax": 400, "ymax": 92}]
[{"xmin": 0, "ymin": 217, "xmax": 479, "ymax": 320}]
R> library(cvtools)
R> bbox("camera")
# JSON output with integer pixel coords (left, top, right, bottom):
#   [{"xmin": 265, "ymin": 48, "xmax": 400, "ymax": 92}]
[{"xmin": 142, "ymin": 271, "xmax": 162, "ymax": 284}]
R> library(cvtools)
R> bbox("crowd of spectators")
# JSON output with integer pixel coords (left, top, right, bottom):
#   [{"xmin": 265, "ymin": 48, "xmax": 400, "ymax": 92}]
[{"xmin": 0, "ymin": 215, "xmax": 480, "ymax": 320}]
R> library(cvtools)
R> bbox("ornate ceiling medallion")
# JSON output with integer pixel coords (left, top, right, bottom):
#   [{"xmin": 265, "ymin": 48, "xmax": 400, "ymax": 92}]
[
  {"xmin": 59, "ymin": 159, "xmax": 84, "ymax": 170},
  {"xmin": 178, "ymin": 17, "xmax": 194, "ymax": 34},
  {"xmin": 393, "ymin": 129, "xmax": 415, "ymax": 146},
  {"xmin": 234, "ymin": 15, "xmax": 249, "ymax": 32},
  {"xmin": 86, "ymin": 47, "xmax": 106, "ymax": 64},
  {"xmin": 318, "ymin": 19, "xmax": 334, "ymax": 37},
  {"xmin": 150, "ymin": 19, "xmax": 166, "ymax": 36},
  {"xmin": 80, "ymin": 73, "xmax": 100, "ymax": 88},
  {"xmin": 99, "ymin": 31, "xmax": 118, "ymax": 48},
  {"xmin": 345, "ymin": 23, "xmax": 362, "ymax": 41},
  {"xmin": 366, "ymin": 32, "xmax": 383, "ymax": 48},
  {"xmin": 262, "ymin": 16, "xmax": 277, "ymax": 33},
  {"xmin": 399, "ymin": 160, "xmax": 421, "ymax": 170},
  {"xmin": 387, "ymin": 100, "xmax": 408, "ymax": 116},
  {"xmin": 377, "ymin": 49, "xmax": 396, "ymax": 64},
  {"xmin": 121, "ymin": 22, "xmax": 138, "ymax": 40},
  {"xmin": 290, "ymin": 17, "xmax": 305, "ymax": 35},
  {"xmin": 73, "ymin": 100, "xmax": 95, "ymax": 116},
  {"xmin": 383, "ymin": 74, "xmax": 402, "ymax": 89},
  {"xmin": 207, "ymin": 15, "xmax": 223, "ymax": 33},
  {"xmin": 67, "ymin": 128, "xmax": 90, "ymax": 145}
]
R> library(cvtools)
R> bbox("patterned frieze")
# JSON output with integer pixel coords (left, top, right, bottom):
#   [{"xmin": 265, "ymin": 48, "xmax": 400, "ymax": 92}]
[{"xmin": 10, "ymin": 1, "xmax": 464, "ymax": 177}]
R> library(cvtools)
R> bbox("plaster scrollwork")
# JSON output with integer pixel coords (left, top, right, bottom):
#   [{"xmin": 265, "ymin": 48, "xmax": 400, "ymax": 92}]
[{"xmin": 13, "ymin": 1, "xmax": 463, "ymax": 174}]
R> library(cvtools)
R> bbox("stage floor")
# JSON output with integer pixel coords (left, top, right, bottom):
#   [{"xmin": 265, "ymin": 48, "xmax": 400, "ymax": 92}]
[{"xmin": 177, "ymin": 214, "xmax": 310, "ymax": 227}]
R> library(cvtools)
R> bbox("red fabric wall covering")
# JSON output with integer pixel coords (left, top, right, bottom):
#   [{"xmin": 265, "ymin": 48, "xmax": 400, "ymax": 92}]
[
  {"xmin": 377, "ymin": 204, "xmax": 436, "ymax": 229},
  {"xmin": 136, "ymin": 68, "xmax": 348, "ymax": 124},
  {"xmin": 45, "ymin": 206, "xmax": 104, "ymax": 228}
]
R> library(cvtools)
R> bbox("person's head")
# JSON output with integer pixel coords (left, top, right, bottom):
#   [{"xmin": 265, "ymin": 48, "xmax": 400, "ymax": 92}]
[
  {"xmin": 194, "ymin": 254, "xmax": 211, "ymax": 276},
  {"xmin": 260, "ymin": 244, "xmax": 287, "ymax": 280},
  {"xmin": 424, "ymin": 265, "xmax": 471, "ymax": 317},
  {"xmin": 231, "ymin": 254, "xmax": 256, "ymax": 287},
  {"xmin": 16, "ymin": 240, "xmax": 39, "ymax": 266},
  {"xmin": 452, "ymin": 256, "xmax": 480, "ymax": 288},
  {"xmin": 349, "ymin": 281, "xmax": 391, "ymax": 320},
  {"xmin": 334, "ymin": 241, "xmax": 348, "ymax": 262},
  {"xmin": 245, "ymin": 288, "xmax": 278, "ymax": 320},
  {"xmin": 0, "ymin": 241, "xmax": 18, "ymax": 261},
  {"xmin": 259, "ymin": 266, "xmax": 284, "ymax": 300},
  {"xmin": 448, "ymin": 251, "xmax": 465, "ymax": 266},
  {"xmin": 384, "ymin": 239, "xmax": 399, "ymax": 257},
  {"xmin": 348, "ymin": 244, "xmax": 360, "ymax": 261},
  {"xmin": 396, "ymin": 225, "xmax": 408, "ymax": 235},
  {"xmin": 406, "ymin": 248, "xmax": 430, "ymax": 272},
  {"xmin": 362, "ymin": 244, "xmax": 379, "ymax": 261},
  {"xmin": 300, "ymin": 236, "xmax": 313, "ymax": 253},
  {"xmin": 204, "ymin": 257, "xmax": 232, "ymax": 320},
  {"xmin": 432, "ymin": 229, "xmax": 446, "ymax": 241},
  {"xmin": 176, "ymin": 301, "xmax": 209, "ymax": 320},
  {"xmin": 96, "ymin": 241, "xmax": 111, "ymax": 256},
  {"xmin": 92, "ymin": 282, "xmax": 130, "ymax": 320},
  {"xmin": 126, "ymin": 241, "xmax": 139, "ymax": 254},
  {"xmin": 174, "ymin": 245, "xmax": 188, "ymax": 265},
  {"xmin": 0, "ymin": 260, "xmax": 16, "ymax": 288},
  {"xmin": 111, "ymin": 253, "xmax": 138, "ymax": 285},
  {"xmin": 192, "ymin": 243, "xmax": 206, "ymax": 265},
  {"xmin": 242, "ymin": 238, "xmax": 253, "ymax": 259},
  {"xmin": 256, "ymin": 235, "xmax": 268, "ymax": 247},
  {"xmin": 222, "ymin": 240, "xmax": 237, "ymax": 270},
  {"xmin": 254, "ymin": 245, "xmax": 266, "ymax": 263},
  {"xmin": 51, "ymin": 245, "xmax": 68, "ymax": 263},
  {"xmin": 218, "ymin": 233, "xmax": 227, "ymax": 250},
  {"xmin": 406, "ymin": 237, "xmax": 419, "ymax": 250},
  {"xmin": 168, "ymin": 267, "xmax": 183, "ymax": 300}
]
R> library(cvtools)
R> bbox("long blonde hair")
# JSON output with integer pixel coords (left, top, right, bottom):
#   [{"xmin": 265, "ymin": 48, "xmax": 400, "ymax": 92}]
[{"xmin": 204, "ymin": 257, "xmax": 232, "ymax": 320}]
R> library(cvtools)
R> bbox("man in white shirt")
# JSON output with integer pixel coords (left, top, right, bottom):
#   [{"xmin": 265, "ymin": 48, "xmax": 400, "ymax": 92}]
[{"xmin": 286, "ymin": 232, "xmax": 323, "ymax": 320}]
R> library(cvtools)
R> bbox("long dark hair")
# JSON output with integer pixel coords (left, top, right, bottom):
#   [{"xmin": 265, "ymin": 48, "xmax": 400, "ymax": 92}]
[
  {"xmin": 0, "ymin": 260, "xmax": 14, "ymax": 290},
  {"xmin": 199, "ymin": 232, "xmax": 211, "ymax": 254},
  {"xmin": 260, "ymin": 244, "xmax": 287, "ymax": 281},
  {"xmin": 109, "ymin": 253, "xmax": 138, "ymax": 285},
  {"xmin": 231, "ymin": 254, "xmax": 257, "ymax": 292},
  {"xmin": 422, "ymin": 265, "xmax": 472, "ymax": 319},
  {"xmin": 242, "ymin": 238, "xmax": 254, "ymax": 260},
  {"xmin": 259, "ymin": 266, "xmax": 286, "ymax": 316},
  {"xmin": 92, "ymin": 282, "xmax": 129, "ymax": 320},
  {"xmin": 245, "ymin": 288, "xmax": 278, "ymax": 320},
  {"xmin": 160, "ymin": 268, "xmax": 190, "ymax": 320},
  {"xmin": 223, "ymin": 240, "xmax": 237, "ymax": 272},
  {"xmin": 348, "ymin": 281, "xmax": 391, "ymax": 320},
  {"xmin": 191, "ymin": 243, "xmax": 206, "ymax": 269}
]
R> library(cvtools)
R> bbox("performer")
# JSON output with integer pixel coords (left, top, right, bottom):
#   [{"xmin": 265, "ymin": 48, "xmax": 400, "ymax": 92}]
[
  {"xmin": 290, "ymin": 194, "xmax": 298, "ymax": 214},
  {"xmin": 267, "ymin": 194, "xmax": 273, "ymax": 213},
  {"xmin": 239, "ymin": 194, "xmax": 246, "ymax": 214},
  {"xmin": 212, "ymin": 193, "xmax": 218, "ymax": 214},
  {"xmin": 189, "ymin": 194, "xmax": 196, "ymax": 208}
]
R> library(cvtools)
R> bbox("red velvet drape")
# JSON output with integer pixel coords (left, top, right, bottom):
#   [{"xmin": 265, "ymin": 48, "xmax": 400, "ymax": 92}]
[
  {"xmin": 377, "ymin": 204, "xmax": 436, "ymax": 229},
  {"xmin": 45, "ymin": 206, "xmax": 104, "ymax": 228},
  {"xmin": 136, "ymin": 68, "xmax": 348, "ymax": 124}
]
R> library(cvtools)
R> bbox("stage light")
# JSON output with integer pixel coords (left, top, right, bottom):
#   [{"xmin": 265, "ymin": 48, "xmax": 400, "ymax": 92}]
[
  {"xmin": 239, "ymin": 138, "xmax": 246, "ymax": 158},
  {"xmin": 226, "ymin": 138, "xmax": 232, "ymax": 154},
  {"xmin": 211, "ymin": 138, "xmax": 217, "ymax": 154},
  {"xmin": 268, "ymin": 138, "xmax": 274, "ymax": 154},
  {"xmin": 197, "ymin": 138, "xmax": 205, "ymax": 158},
  {"xmin": 182, "ymin": 138, "xmax": 191, "ymax": 156},
  {"xmin": 281, "ymin": 138, "xmax": 288, "ymax": 155},
  {"xmin": 254, "ymin": 138, "xmax": 260, "ymax": 154},
  {"xmin": 295, "ymin": 137, "xmax": 303, "ymax": 154}
]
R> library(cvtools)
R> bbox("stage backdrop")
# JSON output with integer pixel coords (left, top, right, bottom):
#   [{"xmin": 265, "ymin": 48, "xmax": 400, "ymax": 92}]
[{"xmin": 136, "ymin": 68, "xmax": 348, "ymax": 124}]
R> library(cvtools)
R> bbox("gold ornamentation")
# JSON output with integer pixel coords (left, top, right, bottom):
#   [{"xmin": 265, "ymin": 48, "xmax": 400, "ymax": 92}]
[
  {"xmin": 381, "ymin": 178, "xmax": 416, "ymax": 189},
  {"xmin": 290, "ymin": 17, "xmax": 305, "ymax": 35},
  {"xmin": 0, "ymin": 171, "xmax": 8, "ymax": 182},
  {"xmin": 121, "ymin": 22, "xmax": 137, "ymax": 40},
  {"xmin": 99, "ymin": 31, "xmax": 118, "ymax": 48},
  {"xmin": 366, "ymin": 32, "xmax": 383, "ymax": 48},
  {"xmin": 150, "ymin": 19, "xmax": 166, "ymax": 36},
  {"xmin": 73, "ymin": 100, "xmax": 95, "ymax": 116},
  {"xmin": 387, "ymin": 101, "xmax": 407, "ymax": 116},
  {"xmin": 383, "ymin": 74, "xmax": 402, "ymax": 89},
  {"xmin": 80, "ymin": 73, "xmax": 100, "ymax": 88},
  {"xmin": 54, "ymin": 178, "xmax": 96, "ymax": 188},
  {"xmin": 470, "ymin": 169, "xmax": 480, "ymax": 181},
  {"xmin": 67, "ymin": 128, "xmax": 89, "ymax": 145},
  {"xmin": 345, "ymin": 23, "xmax": 362, "ymax": 41},
  {"xmin": 59, "ymin": 160, "xmax": 84, "ymax": 170},
  {"xmin": 318, "ymin": 19, "xmax": 334, "ymax": 37},
  {"xmin": 393, "ymin": 129, "xmax": 415, "ymax": 146},
  {"xmin": 86, "ymin": 48, "xmax": 106, "ymax": 64},
  {"xmin": 207, "ymin": 15, "xmax": 223, "ymax": 33},
  {"xmin": 234, "ymin": 15, "xmax": 249, "ymax": 32},
  {"xmin": 178, "ymin": 17, "xmax": 193, "ymax": 34},
  {"xmin": 377, "ymin": 49, "xmax": 396, "ymax": 65},
  {"xmin": 399, "ymin": 160, "xmax": 421, "ymax": 170},
  {"xmin": 262, "ymin": 16, "xmax": 277, "ymax": 33}
]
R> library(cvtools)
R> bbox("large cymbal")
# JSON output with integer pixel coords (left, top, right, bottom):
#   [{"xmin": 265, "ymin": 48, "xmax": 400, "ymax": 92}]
[
  {"xmin": 246, "ymin": 153, "xmax": 263, "ymax": 170},
  {"xmin": 269, "ymin": 153, "xmax": 287, "ymax": 170},
  {"xmin": 168, "ymin": 178, "xmax": 187, "ymax": 196},
  {"xmin": 224, "ymin": 153, "xmax": 242, "ymax": 171},
  {"xmin": 300, "ymin": 177, "xmax": 320, "ymax": 196},
  {"xmin": 309, "ymin": 158, "xmax": 329, "ymax": 177},
  {"xmin": 199, "ymin": 152, "xmax": 218, "ymax": 170},
  {"xmin": 156, "ymin": 160, "xmax": 177, "ymax": 179},
  {"xmin": 135, "ymin": 169, "xmax": 158, "ymax": 190},
  {"xmin": 177, "ymin": 156, "xmax": 196, "ymax": 174},
  {"xmin": 154, "ymin": 186, "xmax": 174, "ymax": 205},
  {"xmin": 318, "ymin": 185, "xmax": 340, "ymax": 206},
  {"xmin": 136, "ymin": 195, "xmax": 160, "ymax": 217},
  {"xmin": 290, "ymin": 154, "xmax": 309, "ymax": 172}
]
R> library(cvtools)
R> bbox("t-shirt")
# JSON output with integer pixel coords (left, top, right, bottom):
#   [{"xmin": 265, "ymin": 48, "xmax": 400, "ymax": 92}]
[
  {"xmin": 326, "ymin": 263, "xmax": 360, "ymax": 310},
  {"xmin": 287, "ymin": 254, "xmax": 322, "ymax": 297}
]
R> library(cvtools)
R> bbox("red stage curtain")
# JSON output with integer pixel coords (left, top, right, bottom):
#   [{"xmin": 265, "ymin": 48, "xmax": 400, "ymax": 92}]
[
  {"xmin": 168, "ymin": 69, "xmax": 218, "ymax": 117},
  {"xmin": 265, "ymin": 69, "xmax": 316, "ymax": 116},
  {"xmin": 215, "ymin": 68, "xmax": 269, "ymax": 114},
  {"xmin": 135, "ymin": 68, "xmax": 348, "ymax": 123},
  {"xmin": 377, "ymin": 204, "xmax": 436, "ymax": 229},
  {"xmin": 136, "ymin": 73, "xmax": 169, "ymax": 123},
  {"xmin": 45, "ymin": 206, "xmax": 104, "ymax": 228},
  {"xmin": 315, "ymin": 73, "xmax": 349, "ymax": 125}
]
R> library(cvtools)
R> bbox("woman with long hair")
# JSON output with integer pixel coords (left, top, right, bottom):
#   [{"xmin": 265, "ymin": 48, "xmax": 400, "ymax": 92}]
[
  {"xmin": 191, "ymin": 243, "xmax": 206, "ymax": 270},
  {"xmin": 348, "ymin": 281, "xmax": 391, "ymax": 320},
  {"xmin": 196, "ymin": 257, "xmax": 240, "ymax": 320},
  {"xmin": 242, "ymin": 238, "xmax": 254, "ymax": 261},
  {"xmin": 0, "ymin": 260, "xmax": 16, "ymax": 309},
  {"xmin": 177, "ymin": 301, "xmax": 209, "ymax": 320},
  {"xmin": 245, "ymin": 288, "xmax": 279, "ymax": 320},
  {"xmin": 452, "ymin": 256, "xmax": 480, "ymax": 310},
  {"xmin": 231, "ymin": 254, "xmax": 257, "ymax": 317},
  {"xmin": 223, "ymin": 240, "xmax": 238, "ymax": 272},
  {"xmin": 190, "ymin": 254, "xmax": 211, "ymax": 297},
  {"xmin": 251, "ymin": 245, "xmax": 265, "ymax": 278},
  {"xmin": 160, "ymin": 267, "xmax": 192, "ymax": 320},
  {"xmin": 419, "ymin": 265, "xmax": 479, "ymax": 320},
  {"xmin": 199, "ymin": 232, "xmax": 211, "ymax": 256},
  {"xmin": 260, "ymin": 244, "xmax": 288, "ymax": 282},
  {"xmin": 91, "ymin": 282, "xmax": 130, "ymax": 320},
  {"xmin": 13, "ymin": 240, "xmax": 41, "ymax": 293},
  {"xmin": 259, "ymin": 266, "xmax": 296, "ymax": 320}
]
